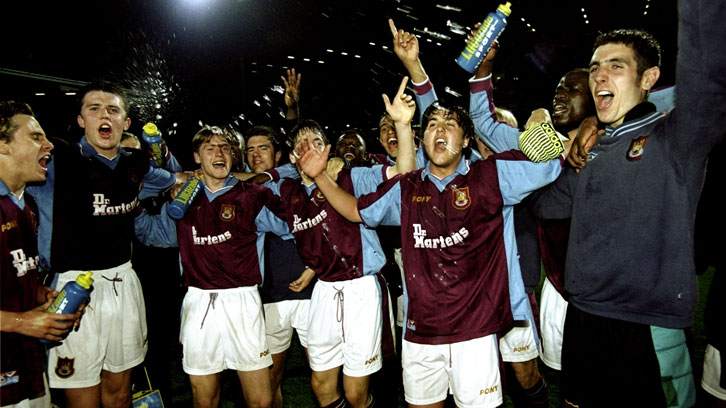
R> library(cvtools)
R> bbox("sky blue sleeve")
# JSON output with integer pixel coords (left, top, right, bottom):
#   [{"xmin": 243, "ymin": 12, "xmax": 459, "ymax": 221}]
[
  {"xmin": 350, "ymin": 165, "xmax": 386, "ymax": 197},
  {"xmin": 414, "ymin": 80, "xmax": 437, "ymax": 126},
  {"xmin": 134, "ymin": 203, "xmax": 178, "ymax": 247},
  {"xmin": 359, "ymin": 181, "xmax": 402, "ymax": 228},
  {"xmin": 255, "ymin": 206, "xmax": 292, "ymax": 238},
  {"xmin": 139, "ymin": 167, "xmax": 176, "ymax": 199},
  {"xmin": 469, "ymin": 78, "xmax": 521, "ymax": 153},
  {"xmin": 274, "ymin": 163, "xmax": 300, "ymax": 180},
  {"xmin": 496, "ymin": 158, "xmax": 562, "ymax": 206}
]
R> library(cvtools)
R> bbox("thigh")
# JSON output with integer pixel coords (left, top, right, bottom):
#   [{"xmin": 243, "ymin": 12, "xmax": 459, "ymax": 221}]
[
  {"xmin": 499, "ymin": 319, "xmax": 539, "ymax": 363},
  {"xmin": 539, "ymin": 277, "xmax": 567, "ymax": 370},
  {"xmin": 449, "ymin": 336, "xmax": 502, "ymax": 408},
  {"xmin": 290, "ymin": 299, "xmax": 311, "ymax": 349},
  {"xmin": 264, "ymin": 301, "xmax": 294, "ymax": 355},
  {"xmin": 341, "ymin": 277, "xmax": 383, "ymax": 377},
  {"xmin": 307, "ymin": 283, "xmax": 344, "ymax": 372},
  {"xmin": 561, "ymin": 306, "xmax": 666, "ymax": 407},
  {"xmin": 702, "ymin": 344, "xmax": 726, "ymax": 401},
  {"xmin": 402, "ymin": 340, "xmax": 449, "ymax": 407}
]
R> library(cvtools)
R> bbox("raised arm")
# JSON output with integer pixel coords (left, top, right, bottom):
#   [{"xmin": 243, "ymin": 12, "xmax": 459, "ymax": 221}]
[
  {"xmin": 390, "ymin": 19, "xmax": 437, "ymax": 124},
  {"xmin": 385, "ymin": 76, "xmax": 416, "ymax": 176},
  {"xmin": 281, "ymin": 68, "xmax": 301, "ymax": 122}
]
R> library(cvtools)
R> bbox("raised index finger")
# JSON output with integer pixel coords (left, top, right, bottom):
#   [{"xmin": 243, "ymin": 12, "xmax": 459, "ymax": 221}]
[
  {"xmin": 389, "ymin": 18, "xmax": 398, "ymax": 38},
  {"xmin": 395, "ymin": 76, "xmax": 410, "ymax": 97}
]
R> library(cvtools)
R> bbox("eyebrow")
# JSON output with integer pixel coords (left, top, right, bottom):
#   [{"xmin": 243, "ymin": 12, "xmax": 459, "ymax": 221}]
[{"xmin": 589, "ymin": 57, "xmax": 629, "ymax": 68}]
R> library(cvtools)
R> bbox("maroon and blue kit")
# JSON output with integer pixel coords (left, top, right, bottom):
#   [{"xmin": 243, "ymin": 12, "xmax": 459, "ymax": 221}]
[
  {"xmin": 267, "ymin": 166, "xmax": 389, "ymax": 282},
  {"xmin": 0, "ymin": 185, "xmax": 45, "ymax": 405},
  {"xmin": 357, "ymin": 154, "xmax": 561, "ymax": 345},
  {"xmin": 175, "ymin": 179, "xmax": 289, "ymax": 289}
]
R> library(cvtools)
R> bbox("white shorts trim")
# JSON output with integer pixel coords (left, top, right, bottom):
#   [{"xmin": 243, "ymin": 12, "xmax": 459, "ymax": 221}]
[
  {"xmin": 702, "ymin": 344, "xmax": 726, "ymax": 400},
  {"xmin": 307, "ymin": 276, "xmax": 382, "ymax": 377},
  {"xmin": 402, "ymin": 336, "xmax": 502, "ymax": 408},
  {"xmin": 48, "ymin": 262, "xmax": 147, "ymax": 388},
  {"xmin": 539, "ymin": 276, "xmax": 568, "ymax": 370},
  {"xmin": 180, "ymin": 286, "xmax": 272, "ymax": 375},
  {"xmin": 264, "ymin": 299, "xmax": 311, "ymax": 354},
  {"xmin": 499, "ymin": 320, "xmax": 539, "ymax": 362}
]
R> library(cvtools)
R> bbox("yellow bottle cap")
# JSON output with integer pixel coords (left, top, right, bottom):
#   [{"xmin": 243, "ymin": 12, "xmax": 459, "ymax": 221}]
[
  {"xmin": 142, "ymin": 122, "xmax": 159, "ymax": 136},
  {"xmin": 76, "ymin": 271, "xmax": 94, "ymax": 289},
  {"xmin": 498, "ymin": 2, "xmax": 512, "ymax": 17}
]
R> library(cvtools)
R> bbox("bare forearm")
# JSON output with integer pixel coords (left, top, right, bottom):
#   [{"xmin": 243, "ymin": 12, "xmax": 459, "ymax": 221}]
[
  {"xmin": 313, "ymin": 173, "xmax": 362, "ymax": 223},
  {"xmin": 391, "ymin": 121, "xmax": 415, "ymax": 175},
  {"xmin": 403, "ymin": 60, "xmax": 428, "ymax": 84}
]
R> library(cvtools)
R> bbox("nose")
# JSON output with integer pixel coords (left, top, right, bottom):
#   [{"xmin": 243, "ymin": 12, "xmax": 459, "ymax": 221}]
[{"xmin": 45, "ymin": 138, "xmax": 54, "ymax": 152}]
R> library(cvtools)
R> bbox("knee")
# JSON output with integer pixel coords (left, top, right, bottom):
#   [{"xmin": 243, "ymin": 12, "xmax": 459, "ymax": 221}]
[
  {"xmin": 247, "ymin": 394, "xmax": 273, "ymax": 408},
  {"xmin": 269, "ymin": 365, "xmax": 284, "ymax": 388},
  {"xmin": 344, "ymin": 389, "xmax": 369, "ymax": 407}
]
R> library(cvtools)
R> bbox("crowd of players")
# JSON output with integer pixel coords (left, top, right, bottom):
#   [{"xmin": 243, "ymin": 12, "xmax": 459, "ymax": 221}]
[{"xmin": 2, "ymin": 1, "xmax": 725, "ymax": 407}]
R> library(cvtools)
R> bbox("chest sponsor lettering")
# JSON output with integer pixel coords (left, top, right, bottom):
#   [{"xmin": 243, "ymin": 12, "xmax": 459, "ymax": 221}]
[
  {"xmin": 291, "ymin": 210, "xmax": 327, "ymax": 233},
  {"xmin": 92, "ymin": 193, "xmax": 139, "ymax": 216},
  {"xmin": 192, "ymin": 226, "xmax": 233, "ymax": 245},
  {"xmin": 412, "ymin": 223, "xmax": 469, "ymax": 249}
]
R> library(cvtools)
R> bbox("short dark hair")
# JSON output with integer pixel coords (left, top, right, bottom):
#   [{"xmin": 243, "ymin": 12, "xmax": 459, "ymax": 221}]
[
  {"xmin": 422, "ymin": 101, "xmax": 475, "ymax": 141},
  {"xmin": 289, "ymin": 119, "xmax": 328, "ymax": 146},
  {"xmin": 191, "ymin": 125, "xmax": 234, "ymax": 154},
  {"xmin": 0, "ymin": 101, "xmax": 35, "ymax": 142},
  {"xmin": 593, "ymin": 29, "xmax": 661, "ymax": 78},
  {"xmin": 78, "ymin": 80, "xmax": 130, "ymax": 115},
  {"xmin": 245, "ymin": 125, "xmax": 280, "ymax": 152}
]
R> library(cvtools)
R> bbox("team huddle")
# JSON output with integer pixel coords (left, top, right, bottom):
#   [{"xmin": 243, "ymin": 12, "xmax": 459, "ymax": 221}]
[{"xmin": 2, "ymin": 1, "xmax": 725, "ymax": 408}]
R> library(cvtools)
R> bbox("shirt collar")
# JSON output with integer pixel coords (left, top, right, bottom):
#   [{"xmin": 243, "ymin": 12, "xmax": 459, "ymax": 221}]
[
  {"xmin": 420, "ymin": 155, "xmax": 470, "ymax": 182},
  {"xmin": 78, "ymin": 136, "xmax": 131, "ymax": 161},
  {"xmin": 0, "ymin": 179, "xmax": 24, "ymax": 208}
]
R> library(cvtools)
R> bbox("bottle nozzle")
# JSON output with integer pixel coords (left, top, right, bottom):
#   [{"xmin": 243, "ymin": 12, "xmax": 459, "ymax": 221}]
[
  {"xmin": 498, "ymin": 2, "xmax": 512, "ymax": 16},
  {"xmin": 76, "ymin": 271, "xmax": 94, "ymax": 289},
  {"xmin": 142, "ymin": 122, "xmax": 159, "ymax": 136}
]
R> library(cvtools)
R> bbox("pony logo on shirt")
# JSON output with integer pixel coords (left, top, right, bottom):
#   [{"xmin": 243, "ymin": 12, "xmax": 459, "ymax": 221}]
[
  {"xmin": 451, "ymin": 186, "xmax": 471, "ymax": 210},
  {"xmin": 626, "ymin": 136, "xmax": 649, "ymax": 161},
  {"xmin": 55, "ymin": 357, "xmax": 75, "ymax": 378},
  {"xmin": 220, "ymin": 204, "xmax": 235, "ymax": 221}
]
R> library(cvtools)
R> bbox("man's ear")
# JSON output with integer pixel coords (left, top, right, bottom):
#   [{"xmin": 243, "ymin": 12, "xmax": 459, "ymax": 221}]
[
  {"xmin": 124, "ymin": 117, "xmax": 131, "ymax": 131},
  {"xmin": 640, "ymin": 66, "xmax": 661, "ymax": 91},
  {"xmin": 77, "ymin": 114, "xmax": 86, "ymax": 129},
  {"xmin": 0, "ymin": 141, "xmax": 10, "ymax": 155},
  {"xmin": 463, "ymin": 136, "xmax": 470, "ymax": 149},
  {"xmin": 289, "ymin": 152, "xmax": 298, "ymax": 164},
  {"xmin": 274, "ymin": 151, "xmax": 282, "ymax": 166},
  {"xmin": 193, "ymin": 152, "xmax": 201, "ymax": 165}
]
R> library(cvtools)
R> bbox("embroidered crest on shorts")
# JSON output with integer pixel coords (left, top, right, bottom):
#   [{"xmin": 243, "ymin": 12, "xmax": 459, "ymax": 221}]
[
  {"xmin": 451, "ymin": 186, "xmax": 471, "ymax": 210},
  {"xmin": 55, "ymin": 357, "xmax": 75, "ymax": 378},
  {"xmin": 220, "ymin": 204, "xmax": 235, "ymax": 221},
  {"xmin": 313, "ymin": 188, "xmax": 327, "ymax": 203},
  {"xmin": 626, "ymin": 136, "xmax": 648, "ymax": 161}
]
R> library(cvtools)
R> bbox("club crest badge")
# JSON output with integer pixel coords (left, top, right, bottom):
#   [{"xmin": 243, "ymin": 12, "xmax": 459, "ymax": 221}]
[
  {"xmin": 626, "ymin": 136, "xmax": 649, "ymax": 161},
  {"xmin": 220, "ymin": 204, "xmax": 235, "ymax": 221},
  {"xmin": 55, "ymin": 357, "xmax": 75, "ymax": 378},
  {"xmin": 451, "ymin": 187, "xmax": 471, "ymax": 210},
  {"xmin": 313, "ymin": 189, "xmax": 327, "ymax": 203}
]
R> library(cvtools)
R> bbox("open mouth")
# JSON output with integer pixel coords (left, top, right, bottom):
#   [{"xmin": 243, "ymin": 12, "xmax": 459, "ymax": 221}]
[
  {"xmin": 343, "ymin": 152, "xmax": 356, "ymax": 160},
  {"xmin": 387, "ymin": 138, "xmax": 398, "ymax": 149},
  {"xmin": 552, "ymin": 103, "xmax": 567, "ymax": 116},
  {"xmin": 39, "ymin": 154, "xmax": 51, "ymax": 171},
  {"xmin": 212, "ymin": 160, "xmax": 227, "ymax": 169},
  {"xmin": 595, "ymin": 90, "xmax": 614, "ymax": 111},
  {"xmin": 434, "ymin": 137, "xmax": 448, "ymax": 152},
  {"xmin": 98, "ymin": 124, "xmax": 112, "ymax": 138}
]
